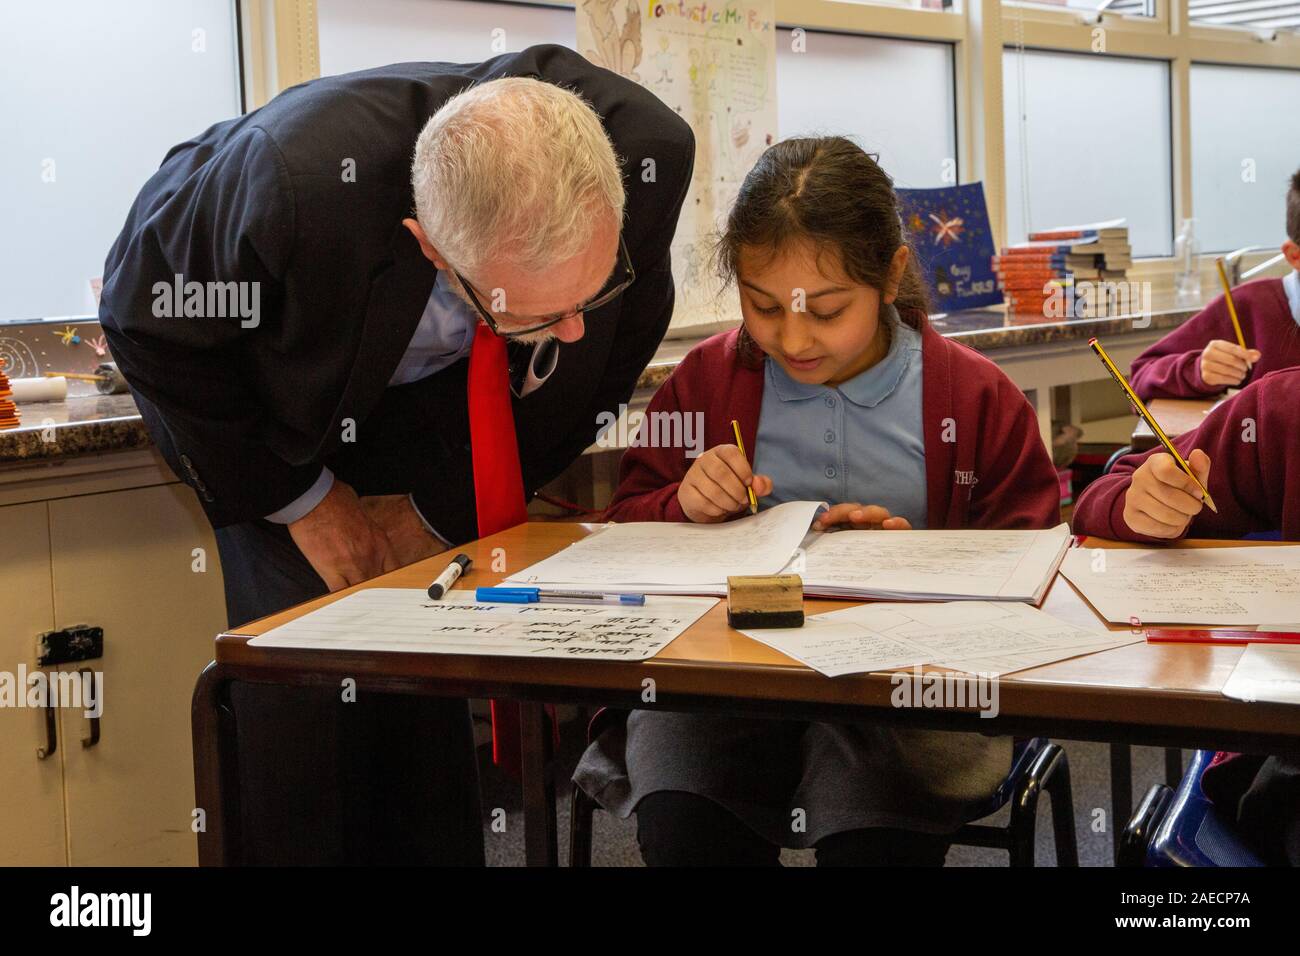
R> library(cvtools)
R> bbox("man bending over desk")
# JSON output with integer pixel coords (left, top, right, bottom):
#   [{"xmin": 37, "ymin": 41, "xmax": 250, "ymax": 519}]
[{"xmin": 99, "ymin": 45, "xmax": 694, "ymax": 864}]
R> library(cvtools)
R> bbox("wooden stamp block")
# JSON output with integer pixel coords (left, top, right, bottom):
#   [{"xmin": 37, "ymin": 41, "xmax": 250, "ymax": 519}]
[{"xmin": 726, "ymin": 574, "xmax": 804, "ymax": 629}]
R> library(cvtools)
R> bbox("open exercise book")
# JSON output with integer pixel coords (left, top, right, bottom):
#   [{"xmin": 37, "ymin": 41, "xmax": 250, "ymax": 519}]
[
  {"xmin": 506, "ymin": 500, "xmax": 1073, "ymax": 603},
  {"xmin": 1060, "ymin": 545, "xmax": 1300, "ymax": 625}
]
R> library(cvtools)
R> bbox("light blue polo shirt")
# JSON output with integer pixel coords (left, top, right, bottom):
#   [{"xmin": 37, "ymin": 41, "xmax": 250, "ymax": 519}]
[{"xmin": 753, "ymin": 311, "xmax": 928, "ymax": 529}]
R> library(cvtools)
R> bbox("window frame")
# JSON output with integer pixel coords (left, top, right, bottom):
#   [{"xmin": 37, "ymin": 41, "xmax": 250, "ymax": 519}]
[{"xmin": 263, "ymin": 0, "xmax": 1300, "ymax": 287}]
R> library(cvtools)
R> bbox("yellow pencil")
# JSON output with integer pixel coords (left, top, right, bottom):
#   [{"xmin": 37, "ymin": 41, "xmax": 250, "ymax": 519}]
[
  {"xmin": 1214, "ymin": 258, "xmax": 1248, "ymax": 352},
  {"xmin": 1089, "ymin": 338, "xmax": 1217, "ymax": 513},
  {"xmin": 730, "ymin": 418, "xmax": 759, "ymax": 515}
]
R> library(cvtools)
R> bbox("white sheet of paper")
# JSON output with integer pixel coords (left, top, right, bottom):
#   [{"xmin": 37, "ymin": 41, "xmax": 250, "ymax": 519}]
[
  {"xmin": 1060, "ymin": 545, "xmax": 1300, "ymax": 625},
  {"xmin": 792, "ymin": 524, "xmax": 1072, "ymax": 603},
  {"xmin": 248, "ymin": 589, "xmax": 718, "ymax": 660},
  {"xmin": 505, "ymin": 499, "xmax": 824, "ymax": 593},
  {"xmin": 740, "ymin": 600, "xmax": 1125, "ymax": 678},
  {"xmin": 931, "ymin": 637, "xmax": 1142, "ymax": 677},
  {"xmin": 1221, "ymin": 643, "xmax": 1300, "ymax": 704}
]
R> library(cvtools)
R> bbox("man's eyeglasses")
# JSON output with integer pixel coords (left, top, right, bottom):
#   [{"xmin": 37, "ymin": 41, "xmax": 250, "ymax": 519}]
[{"xmin": 452, "ymin": 235, "xmax": 635, "ymax": 339}]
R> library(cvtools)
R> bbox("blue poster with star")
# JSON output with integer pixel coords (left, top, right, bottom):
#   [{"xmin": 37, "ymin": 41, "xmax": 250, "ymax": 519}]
[{"xmin": 895, "ymin": 182, "xmax": 1000, "ymax": 313}]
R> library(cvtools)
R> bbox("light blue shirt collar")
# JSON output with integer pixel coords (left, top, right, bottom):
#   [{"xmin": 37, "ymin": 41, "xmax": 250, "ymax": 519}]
[
  {"xmin": 386, "ymin": 269, "xmax": 476, "ymax": 387},
  {"xmin": 766, "ymin": 306, "xmax": 919, "ymax": 409},
  {"xmin": 1283, "ymin": 269, "xmax": 1300, "ymax": 325}
]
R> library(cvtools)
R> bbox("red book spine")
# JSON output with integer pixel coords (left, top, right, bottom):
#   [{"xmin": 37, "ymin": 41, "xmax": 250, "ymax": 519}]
[
  {"xmin": 1027, "ymin": 229, "xmax": 1093, "ymax": 241},
  {"xmin": 0, "ymin": 365, "xmax": 20, "ymax": 428}
]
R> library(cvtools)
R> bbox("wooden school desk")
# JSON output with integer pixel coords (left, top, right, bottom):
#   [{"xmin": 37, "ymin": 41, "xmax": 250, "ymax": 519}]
[
  {"xmin": 192, "ymin": 525, "xmax": 1300, "ymax": 867},
  {"xmin": 1131, "ymin": 398, "xmax": 1217, "ymax": 452}
]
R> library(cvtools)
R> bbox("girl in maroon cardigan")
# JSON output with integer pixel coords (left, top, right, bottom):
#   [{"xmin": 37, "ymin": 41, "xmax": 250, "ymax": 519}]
[
  {"xmin": 1129, "ymin": 169, "xmax": 1300, "ymax": 401},
  {"xmin": 573, "ymin": 137, "xmax": 1061, "ymax": 866},
  {"xmin": 1073, "ymin": 369, "xmax": 1300, "ymax": 864}
]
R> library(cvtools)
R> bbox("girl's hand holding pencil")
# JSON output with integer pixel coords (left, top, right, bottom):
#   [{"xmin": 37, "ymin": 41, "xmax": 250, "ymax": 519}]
[
  {"xmin": 1123, "ymin": 448, "xmax": 1213, "ymax": 539},
  {"xmin": 678, "ymin": 445, "xmax": 773, "ymax": 522}
]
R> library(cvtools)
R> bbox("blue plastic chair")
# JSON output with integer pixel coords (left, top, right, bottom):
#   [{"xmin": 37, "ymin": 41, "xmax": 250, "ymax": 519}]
[
  {"xmin": 570, "ymin": 711, "xmax": 1078, "ymax": 867},
  {"xmin": 951, "ymin": 736, "xmax": 1078, "ymax": 867},
  {"xmin": 1119, "ymin": 749, "xmax": 1265, "ymax": 867}
]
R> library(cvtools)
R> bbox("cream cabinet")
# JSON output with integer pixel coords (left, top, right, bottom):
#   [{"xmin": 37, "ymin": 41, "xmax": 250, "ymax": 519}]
[
  {"xmin": 0, "ymin": 501, "xmax": 67, "ymax": 865},
  {"xmin": 0, "ymin": 453, "xmax": 226, "ymax": 865}
]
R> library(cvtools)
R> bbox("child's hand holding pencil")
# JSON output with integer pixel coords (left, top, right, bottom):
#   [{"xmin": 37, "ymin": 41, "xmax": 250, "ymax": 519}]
[
  {"xmin": 1199, "ymin": 339, "xmax": 1261, "ymax": 389},
  {"xmin": 1123, "ymin": 448, "xmax": 1213, "ymax": 539},
  {"xmin": 1206, "ymin": 258, "xmax": 1261, "ymax": 387},
  {"xmin": 677, "ymin": 444, "xmax": 773, "ymax": 522}
]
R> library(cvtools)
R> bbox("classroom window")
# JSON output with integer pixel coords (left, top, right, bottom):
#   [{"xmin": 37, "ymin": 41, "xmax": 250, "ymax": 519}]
[
  {"xmin": 1190, "ymin": 62, "xmax": 1300, "ymax": 253},
  {"xmin": 859, "ymin": 0, "xmax": 954, "ymax": 8},
  {"xmin": 0, "ymin": 0, "xmax": 242, "ymax": 323},
  {"xmin": 775, "ymin": 30, "xmax": 958, "ymax": 189},
  {"xmin": 1003, "ymin": 49, "xmax": 1173, "ymax": 257},
  {"xmin": 317, "ymin": 0, "xmax": 575, "ymax": 75},
  {"xmin": 1002, "ymin": 0, "xmax": 1156, "ymax": 19},
  {"xmin": 1189, "ymin": 0, "xmax": 1300, "ymax": 33}
]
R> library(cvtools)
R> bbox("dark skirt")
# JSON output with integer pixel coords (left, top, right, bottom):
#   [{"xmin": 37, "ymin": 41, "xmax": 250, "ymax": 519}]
[{"xmin": 574, "ymin": 709, "xmax": 1012, "ymax": 848}]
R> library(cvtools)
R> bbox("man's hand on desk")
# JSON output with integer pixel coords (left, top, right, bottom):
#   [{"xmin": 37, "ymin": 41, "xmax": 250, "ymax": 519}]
[
  {"xmin": 358, "ymin": 494, "xmax": 447, "ymax": 569},
  {"xmin": 287, "ymin": 479, "xmax": 400, "ymax": 591}
]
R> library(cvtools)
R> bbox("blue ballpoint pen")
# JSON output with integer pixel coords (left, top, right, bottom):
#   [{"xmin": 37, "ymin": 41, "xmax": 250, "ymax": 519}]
[{"xmin": 476, "ymin": 586, "xmax": 646, "ymax": 606}]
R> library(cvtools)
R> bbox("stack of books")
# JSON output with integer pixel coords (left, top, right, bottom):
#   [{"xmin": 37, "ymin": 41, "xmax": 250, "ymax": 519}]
[
  {"xmin": 995, "ymin": 219, "xmax": 1131, "ymax": 320},
  {"xmin": 0, "ymin": 360, "xmax": 19, "ymax": 430}
]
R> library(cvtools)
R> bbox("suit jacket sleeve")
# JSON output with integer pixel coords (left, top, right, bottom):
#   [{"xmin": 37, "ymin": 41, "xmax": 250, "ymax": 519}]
[{"xmin": 99, "ymin": 126, "xmax": 321, "ymax": 528}]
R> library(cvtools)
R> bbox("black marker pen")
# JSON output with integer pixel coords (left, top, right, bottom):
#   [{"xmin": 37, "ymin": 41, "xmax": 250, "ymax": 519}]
[{"xmin": 428, "ymin": 553, "xmax": 472, "ymax": 599}]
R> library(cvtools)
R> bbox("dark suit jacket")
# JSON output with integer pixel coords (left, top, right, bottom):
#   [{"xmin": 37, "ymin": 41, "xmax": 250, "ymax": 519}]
[{"xmin": 99, "ymin": 44, "xmax": 694, "ymax": 541}]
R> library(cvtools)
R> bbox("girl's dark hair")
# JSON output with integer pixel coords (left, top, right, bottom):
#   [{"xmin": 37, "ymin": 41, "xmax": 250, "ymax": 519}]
[{"xmin": 713, "ymin": 136, "xmax": 930, "ymax": 364}]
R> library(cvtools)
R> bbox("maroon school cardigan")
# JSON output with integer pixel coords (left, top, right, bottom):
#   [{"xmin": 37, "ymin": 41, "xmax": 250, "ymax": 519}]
[
  {"xmin": 1129, "ymin": 277, "xmax": 1300, "ymax": 401},
  {"xmin": 1072, "ymin": 368, "xmax": 1300, "ymax": 809},
  {"xmin": 1072, "ymin": 368, "xmax": 1300, "ymax": 543},
  {"xmin": 603, "ymin": 319, "xmax": 1060, "ymax": 531}
]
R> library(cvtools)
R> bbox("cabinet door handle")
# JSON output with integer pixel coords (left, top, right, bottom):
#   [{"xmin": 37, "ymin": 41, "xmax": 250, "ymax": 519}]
[
  {"xmin": 79, "ymin": 668, "xmax": 100, "ymax": 748},
  {"xmin": 36, "ymin": 691, "xmax": 57, "ymax": 760}
]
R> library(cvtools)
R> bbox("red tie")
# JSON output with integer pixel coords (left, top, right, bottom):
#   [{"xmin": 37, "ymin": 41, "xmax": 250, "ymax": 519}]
[
  {"xmin": 468, "ymin": 321, "xmax": 528, "ymax": 536},
  {"xmin": 467, "ymin": 322, "xmax": 544, "ymax": 778}
]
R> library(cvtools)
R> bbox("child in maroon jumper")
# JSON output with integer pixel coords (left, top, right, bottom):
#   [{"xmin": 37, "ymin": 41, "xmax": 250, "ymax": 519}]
[
  {"xmin": 573, "ymin": 137, "xmax": 1060, "ymax": 867},
  {"xmin": 1129, "ymin": 169, "xmax": 1300, "ymax": 401},
  {"xmin": 1072, "ymin": 368, "xmax": 1300, "ymax": 864}
]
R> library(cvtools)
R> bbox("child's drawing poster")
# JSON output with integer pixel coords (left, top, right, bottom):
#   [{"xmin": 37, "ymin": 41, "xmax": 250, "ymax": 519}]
[{"xmin": 578, "ymin": 0, "xmax": 778, "ymax": 332}]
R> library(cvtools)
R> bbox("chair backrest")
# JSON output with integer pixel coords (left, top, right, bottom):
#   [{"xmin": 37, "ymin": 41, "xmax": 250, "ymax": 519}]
[
  {"xmin": 977, "ymin": 737, "xmax": 1042, "ymax": 817},
  {"xmin": 1147, "ymin": 749, "xmax": 1265, "ymax": 867},
  {"xmin": 1102, "ymin": 445, "xmax": 1133, "ymax": 477}
]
